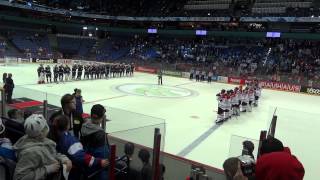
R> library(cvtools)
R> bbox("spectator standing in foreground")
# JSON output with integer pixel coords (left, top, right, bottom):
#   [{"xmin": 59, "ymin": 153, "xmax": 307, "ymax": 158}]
[
  {"xmin": 4, "ymin": 73, "xmax": 14, "ymax": 104},
  {"xmin": 138, "ymin": 149, "xmax": 152, "ymax": 180},
  {"xmin": 73, "ymin": 88, "xmax": 85, "ymax": 115},
  {"xmin": 81, "ymin": 104, "xmax": 110, "ymax": 180},
  {"xmin": 49, "ymin": 94, "xmax": 83, "ymax": 138}
]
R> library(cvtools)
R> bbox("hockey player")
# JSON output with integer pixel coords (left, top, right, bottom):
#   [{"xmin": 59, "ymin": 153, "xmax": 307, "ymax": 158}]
[
  {"xmin": 241, "ymin": 88, "xmax": 250, "ymax": 112},
  {"xmin": 233, "ymin": 87, "xmax": 241, "ymax": 116},
  {"xmin": 77, "ymin": 64, "xmax": 83, "ymax": 80},
  {"xmin": 231, "ymin": 90, "xmax": 239, "ymax": 116},
  {"xmin": 200, "ymin": 70, "xmax": 206, "ymax": 82},
  {"xmin": 216, "ymin": 89, "xmax": 226, "ymax": 123},
  {"xmin": 84, "ymin": 65, "xmax": 89, "ymax": 79},
  {"xmin": 38, "ymin": 65, "xmax": 45, "ymax": 84},
  {"xmin": 37, "ymin": 64, "xmax": 44, "ymax": 79},
  {"xmin": 58, "ymin": 64, "xmax": 64, "ymax": 82},
  {"xmin": 106, "ymin": 64, "xmax": 110, "ymax": 78},
  {"xmin": 130, "ymin": 63, "xmax": 134, "ymax": 76},
  {"xmin": 158, "ymin": 69, "xmax": 163, "ymax": 85},
  {"xmin": 224, "ymin": 91, "xmax": 232, "ymax": 120},
  {"xmin": 195, "ymin": 69, "xmax": 200, "ymax": 82},
  {"xmin": 71, "ymin": 64, "xmax": 77, "ymax": 80},
  {"xmin": 45, "ymin": 65, "xmax": 52, "ymax": 83},
  {"xmin": 64, "ymin": 65, "xmax": 71, "ymax": 81},
  {"xmin": 53, "ymin": 65, "xmax": 59, "ymax": 83},
  {"xmin": 190, "ymin": 68, "xmax": 194, "ymax": 80},
  {"xmin": 208, "ymin": 71, "xmax": 213, "ymax": 83},
  {"xmin": 248, "ymin": 88, "xmax": 255, "ymax": 112},
  {"xmin": 254, "ymin": 86, "xmax": 261, "ymax": 107}
]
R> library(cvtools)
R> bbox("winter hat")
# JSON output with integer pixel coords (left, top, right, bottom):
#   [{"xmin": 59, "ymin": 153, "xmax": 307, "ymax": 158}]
[
  {"xmin": 24, "ymin": 114, "xmax": 49, "ymax": 138},
  {"xmin": 256, "ymin": 150, "xmax": 305, "ymax": 180},
  {"xmin": 91, "ymin": 104, "xmax": 106, "ymax": 119},
  {"xmin": 260, "ymin": 137, "xmax": 284, "ymax": 155},
  {"xmin": 0, "ymin": 118, "xmax": 5, "ymax": 135}
]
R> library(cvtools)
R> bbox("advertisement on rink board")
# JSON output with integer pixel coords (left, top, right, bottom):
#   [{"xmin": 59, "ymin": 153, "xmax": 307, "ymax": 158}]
[
  {"xmin": 217, "ymin": 76, "xmax": 228, "ymax": 83},
  {"xmin": 162, "ymin": 70, "xmax": 182, "ymax": 77},
  {"xmin": 300, "ymin": 86, "xmax": 320, "ymax": 95},
  {"xmin": 211, "ymin": 76, "xmax": 218, "ymax": 81},
  {"xmin": 33, "ymin": 58, "xmax": 57, "ymax": 63},
  {"xmin": 181, "ymin": 72, "xmax": 190, "ymax": 78},
  {"xmin": 227, "ymin": 77, "xmax": 253, "ymax": 85},
  {"xmin": 259, "ymin": 81, "xmax": 301, "ymax": 92},
  {"xmin": 135, "ymin": 66, "xmax": 157, "ymax": 74}
]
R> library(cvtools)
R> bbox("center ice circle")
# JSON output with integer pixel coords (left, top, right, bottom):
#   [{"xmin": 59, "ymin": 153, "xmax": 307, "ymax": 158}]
[{"xmin": 116, "ymin": 84, "xmax": 194, "ymax": 98}]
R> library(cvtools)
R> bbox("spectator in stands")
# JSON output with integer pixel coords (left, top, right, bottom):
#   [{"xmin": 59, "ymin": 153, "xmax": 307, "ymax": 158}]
[
  {"xmin": 2, "ymin": 73, "xmax": 7, "ymax": 84},
  {"xmin": 256, "ymin": 137, "xmax": 305, "ymax": 180},
  {"xmin": 7, "ymin": 109, "xmax": 24, "ymax": 123},
  {"xmin": 223, "ymin": 157, "xmax": 248, "ymax": 180},
  {"xmin": 50, "ymin": 114, "xmax": 109, "ymax": 180},
  {"xmin": 4, "ymin": 73, "xmax": 14, "ymax": 104},
  {"xmin": 73, "ymin": 88, "xmax": 85, "ymax": 115},
  {"xmin": 81, "ymin": 104, "xmax": 110, "ymax": 180},
  {"xmin": 242, "ymin": 140, "xmax": 255, "ymax": 160},
  {"xmin": 138, "ymin": 149, "xmax": 152, "ymax": 180},
  {"xmin": 116, "ymin": 142, "xmax": 139, "ymax": 180},
  {"xmin": 49, "ymin": 94, "xmax": 83, "ymax": 138},
  {"xmin": 13, "ymin": 114, "xmax": 72, "ymax": 180},
  {"xmin": 0, "ymin": 118, "xmax": 15, "ymax": 161}
]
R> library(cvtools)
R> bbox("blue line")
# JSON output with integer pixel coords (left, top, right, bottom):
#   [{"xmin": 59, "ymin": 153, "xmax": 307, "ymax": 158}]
[{"xmin": 177, "ymin": 125, "xmax": 221, "ymax": 157}]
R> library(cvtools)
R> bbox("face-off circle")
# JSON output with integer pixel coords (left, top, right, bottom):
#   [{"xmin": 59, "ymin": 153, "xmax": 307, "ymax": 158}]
[{"xmin": 116, "ymin": 83, "xmax": 196, "ymax": 98}]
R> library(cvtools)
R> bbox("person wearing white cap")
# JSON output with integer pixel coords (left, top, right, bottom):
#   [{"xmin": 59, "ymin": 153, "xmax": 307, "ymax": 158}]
[{"xmin": 13, "ymin": 114, "xmax": 72, "ymax": 180}]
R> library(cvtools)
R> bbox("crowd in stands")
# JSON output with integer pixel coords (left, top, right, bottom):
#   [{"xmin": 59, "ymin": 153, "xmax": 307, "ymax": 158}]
[
  {"xmin": 223, "ymin": 137, "xmax": 304, "ymax": 180},
  {"xmin": 2, "ymin": 30, "xmax": 320, "ymax": 87},
  {"xmin": 0, "ymin": 91, "xmax": 164, "ymax": 180}
]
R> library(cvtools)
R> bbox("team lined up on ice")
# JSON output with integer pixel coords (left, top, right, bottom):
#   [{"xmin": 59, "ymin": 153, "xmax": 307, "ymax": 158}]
[
  {"xmin": 36, "ymin": 63, "xmax": 135, "ymax": 84},
  {"xmin": 216, "ymin": 81, "xmax": 262, "ymax": 124}
]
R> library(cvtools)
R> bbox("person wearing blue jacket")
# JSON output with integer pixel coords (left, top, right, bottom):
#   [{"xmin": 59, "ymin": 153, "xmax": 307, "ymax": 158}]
[
  {"xmin": 81, "ymin": 104, "xmax": 110, "ymax": 180},
  {"xmin": 50, "ymin": 114, "xmax": 109, "ymax": 180},
  {"xmin": 0, "ymin": 119, "xmax": 16, "ymax": 161}
]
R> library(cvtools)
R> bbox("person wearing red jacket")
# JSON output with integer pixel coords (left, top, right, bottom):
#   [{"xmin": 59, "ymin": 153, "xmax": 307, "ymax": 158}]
[{"xmin": 256, "ymin": 137, "xmax": 305, "ymax": 180}]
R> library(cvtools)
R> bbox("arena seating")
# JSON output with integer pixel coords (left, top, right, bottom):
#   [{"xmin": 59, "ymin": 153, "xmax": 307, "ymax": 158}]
[
  {"xmin": 252, "ymin": 0, "xmax": 314, "ymax": 16},
  {"xmin": 10, "ymin": 31, "xmax": 51, "ymax": 58},
  {"xmin": 57, "ymin": 36, "xmax": 96, "ymax": 58}
]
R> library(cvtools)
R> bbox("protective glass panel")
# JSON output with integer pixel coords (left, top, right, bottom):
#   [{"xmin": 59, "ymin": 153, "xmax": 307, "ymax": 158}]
[{"xmin": 272, "ymin": 107, "xmax": 320, "ymax": 180}]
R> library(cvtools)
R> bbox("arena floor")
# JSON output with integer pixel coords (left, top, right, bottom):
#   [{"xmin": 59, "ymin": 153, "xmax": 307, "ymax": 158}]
[{"xmin": 1, "ymin": 63, "xmax": 320, "ymax": 180}]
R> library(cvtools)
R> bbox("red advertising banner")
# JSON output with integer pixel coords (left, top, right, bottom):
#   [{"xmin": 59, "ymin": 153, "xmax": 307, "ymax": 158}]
[
  {"xmin": 136, "ymin": 66, "xmax": 157, "ymax": 74},
  {"xmin": 259, "ymin": 81, "xmax": 301, "ymax": 92},
  {"xmin": 228, "ymin": 77, "xmax": 246, "ymax": 85}
]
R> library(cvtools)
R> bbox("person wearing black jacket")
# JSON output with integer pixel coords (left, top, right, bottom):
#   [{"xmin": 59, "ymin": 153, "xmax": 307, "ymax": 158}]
[
  {"xmin": 4, "ymin": 73, "xmax": 14, "ymax": 104},
  {"xmin": 138, "ymin": 149, "xmax": 152, "ymax": 180},
  {"xmin": 49, "ymin": 94, "xmax": 83, "ymax": 138}
]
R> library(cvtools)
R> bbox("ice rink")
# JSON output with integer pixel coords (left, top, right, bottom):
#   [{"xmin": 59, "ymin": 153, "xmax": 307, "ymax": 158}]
[{"xmin": 1, "ymin": 64, "xmax": 320, "ymax": 180}]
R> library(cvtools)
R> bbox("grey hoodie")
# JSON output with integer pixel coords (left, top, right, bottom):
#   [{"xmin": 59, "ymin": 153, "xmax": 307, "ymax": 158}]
[
  {"xmin": 81, "ymin": 122, "xmax": 103, "ymax": 136},
  {"xmin": 13, "ymin": 135, "xmax": 69, "ymax": 180}
]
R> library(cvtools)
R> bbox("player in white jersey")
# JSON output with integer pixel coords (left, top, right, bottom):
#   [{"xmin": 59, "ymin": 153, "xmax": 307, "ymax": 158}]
[
  {"xmin": 248, "ymin": 88, "xmax": 255, "ymax": 112},
  {"xmin": 225, "ymin": 91, "xmax": 232, "ymax": 120},
  {"xmin": 254, "ymin": 86, "xmax": 261, "ymax": 107},
  {"xmin": 231, "ymin": 89, "xmax": 240, "ymax": 116},
  {"xmin": 216, "ymin": 89, "xmax": 226, "ymax": 123},
  {"xmin": 241, "ymin": 89, "xmax": 249, "ymax": 112}
]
